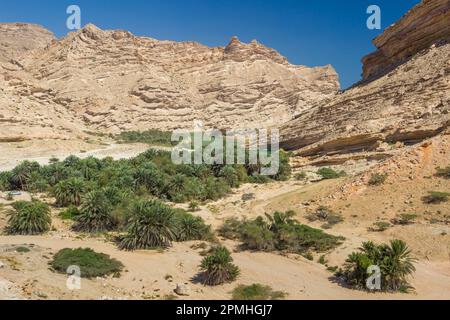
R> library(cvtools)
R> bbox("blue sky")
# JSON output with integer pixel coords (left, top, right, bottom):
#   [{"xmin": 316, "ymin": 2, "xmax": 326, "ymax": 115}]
[{"xmin": 0, "ymin": 0, "xmax": 420, "ymax": 88}]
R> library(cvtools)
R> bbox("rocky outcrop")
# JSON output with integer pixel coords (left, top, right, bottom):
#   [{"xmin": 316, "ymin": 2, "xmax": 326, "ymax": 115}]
[
  {"xmin": 281, "ymin": 0, "xmax": 450, "ymax": 162},
  {"xmin": 362, "ymin": 0, "xmax": 450, "ymax": 80},
  {"xmin": 0, "ymin": 23, "xmax": 339, "ymax": 141},
  {"xmin": 0, "ymin": 23, "xmax": 55, "ymax": 63}
]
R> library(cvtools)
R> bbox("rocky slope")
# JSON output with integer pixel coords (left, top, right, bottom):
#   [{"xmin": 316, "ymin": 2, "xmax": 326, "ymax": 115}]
[
  {"xmin": 281, "ymin": 0, "xmax": 450, "ymax": 164},
  {"xmin": 0, "ymin": 23, "xmax": 339, "ymax": 142}
]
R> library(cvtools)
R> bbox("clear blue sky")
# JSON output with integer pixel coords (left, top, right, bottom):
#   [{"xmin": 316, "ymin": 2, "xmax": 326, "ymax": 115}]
[{"xmin": 0, "ymin": 0, "xmax": 420, "ymax": 88}]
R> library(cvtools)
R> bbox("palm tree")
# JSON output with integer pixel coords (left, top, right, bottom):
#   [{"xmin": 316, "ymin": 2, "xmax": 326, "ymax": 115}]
[
  {"xmin": 7, "ymin": 200, "xmax": 51, "ymax": 235},
  {"xmin": 119, "ymin": 200, "xmax": 177, "ymax": 250},
  {"xmin": 381, "ymin": 240, "xmax": 417, "ymax": 291},
  {"xmin": 73, "ymin": 191, "xmax": 116, "ymax": 233},
  {"xmin": 53, "ymin": 178, "xmax": 85, "ymax": 207},
  {"xmin": 199, "ymin": 246, "xmax": 240, "ymax": 286},
  {"xmin": 10, "ymin": 161, "xmax": 40, "ymax": 190},
  {"xmin": 175, "ymin": 211, "xmax": 210, "ymax": 241}
]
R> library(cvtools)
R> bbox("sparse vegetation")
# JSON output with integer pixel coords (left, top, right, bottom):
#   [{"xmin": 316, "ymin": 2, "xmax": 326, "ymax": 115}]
[
  {"xmin": 392, "ymin": 214, "xmax": 417, "ymax": 226},
  {"xmin": 294, "ymin": 171, "xmax": 307, "ymax": 181},
  {"xmin": 306, "ymin": 206, "xmax": 344, "ymax": 229},
  {"xmin": 51, "ymin": 248, "xmax": 124, "ymax": 278},
  {"xmin": 59, "ymin": 205, "xmax": 80, "ymax": 220},
  {"xmin": 6, "ymin": 200, "xmax": 51, "ymax": 235},
  {"xmin": 423, "ymin": 191, "xmax": 450, "ymax": 204},
  {"xmin": 188, "ymin": 201, "xmax": 200, "ymax": 212},
  {"xmin": 219, "ymin": 211, "xmax": 344, "ymax": 254},
  {"xmin": 368, "ymin": 173, "xmax": 388, "ymax": 186},
  {"xmin": 369, "ymin": 221, "xmax": 391, "ymax": 232},
  {"xmin": 339, "ymin": 240, "xmax": 416, "ymax": 292},
  {"xmin": 317, "ymin": 167, "xmax": 346, "ymax": 180},
  {"xmin": 199, "ymin": 246, "xmax": 240, "ymax": 286},
  {"xmin": 232, "ymin": 284, "xmax": 287, "ymax": 300},
  {"xmin": 435, "ymin": 166, "xmax": 450, "ymax": 178},
  {"xmin": 116, "ymin": 130, "xmax": 174, "ymax": 147}
]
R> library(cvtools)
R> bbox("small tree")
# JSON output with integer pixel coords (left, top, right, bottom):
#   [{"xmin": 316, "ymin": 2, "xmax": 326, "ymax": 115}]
[
  {"xmin": 53, "ymin": 178, "xmax": 86, "ymax": 207},
  {"xmin": 199, "ymin": 246, "xmax": 240, "ymax": 286},
  {"xmin": 7, "ymin": 200, "xmax": 51, "ymax": 235}
]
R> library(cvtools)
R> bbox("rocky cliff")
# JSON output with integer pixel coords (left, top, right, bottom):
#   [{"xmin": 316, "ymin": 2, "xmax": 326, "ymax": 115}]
[
  {"xmin": 281, "ymin": 0, "xmax": 450, "ymax": 165},
  {"xmin": 0, "ymin": 23, "xmax": 339, "ymax": 141}
]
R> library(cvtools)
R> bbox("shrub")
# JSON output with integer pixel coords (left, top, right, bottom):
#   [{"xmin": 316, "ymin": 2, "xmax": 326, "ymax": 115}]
[
  {"xmin": 436, "ymin": 166, "xmax": 450, "ymax": 178},
  {"xmin": 341, "ymin": 240, "xmax": 416, "ymax": 292},
  {"xmin": 72, "ymin": 191, "xmax": 116, "ymax": 233},
  {"xmin": 295, "ymin": 172, "xmax": 307, "ymax": 181},
  {"xmin": 174, "ymin": 210, "xmax": 211, "ymax": 242},
  {"xmin": 392, "ymin": 214, "xmax": 417, "ymax": 226},
  {"xmin": 370, "ymin": 221, "xmax": 391, "ymax": 232},
  {"xmin": 368, "ymin": 173, "xmax": 388, "ymax": 186},
  {"xmin": 16, "ymin": 246, "xmax": 31, "ymax": 253},
  {"xmin": 119, "ymin": 200, "xmax": 177, "ymax": 250},
  {"xmin": 116, "ymin": 130, "xmax": 174, "ymax": 147},
  {"xmin": 188, "ymin": 201, "xmax": 200, "ymax": 212},
  {"xmin": 7, "ymin": 200, "xmax": 51, "ymax": 235},
  {"xmin": 423, "ymin": 191, "xmax": 450, "ymax": 204},
  {"xmin": 218, "ymin": 218, "xmax": 243, "ymax": 240},
  {"xmin": 199, "ymin": 246, "xmax": 240, "ymax": 286},
  {"xmin": 247, "ymin": 175, "xmax": 271, "ymax": 184},
  {"xmin": 59, "ymin": 205, "xmax": 80, "ymax": 221},
  {"xmin": 51, "ymin": 248, "xmax": 123, "ymax": 278},
  {"xmin": 232, "ymin": 284, "xmax": 287, "ymax": 300},
  {"xmin": 306, "ymin": 206, "xmax": 344, "ymax": 229},
  {"xmin": 0, "ymin": 172, "xmax": 12, "ymax": 191},
  {"xmin": 317, "ymin": 167, "xmax": 346, "ymax": 180}
]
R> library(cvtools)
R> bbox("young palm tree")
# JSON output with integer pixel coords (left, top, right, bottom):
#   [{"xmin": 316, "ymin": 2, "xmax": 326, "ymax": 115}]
[
  {"xmin": 73, "ymin": 191, "xmax": 116, "ymax": 233},
  {"xmin": 381, "ymin": 240, "xmax": 417, "ymax": 291},
  {"xmin": 119, "ymin": 200, "xmax": 177, "ymax": 250},
  {"xmin": 7, "ymin": 200, "xmax": 51, "ymax": 235},
  {"xmin": 53, "ymin": 178, "xmax": 86, "ymax": 207},
  {"xmin": 175, "ymin": 211, "xmax": 210, "ymax": 241},
  {"xmin": 199, "ymin": 246, "xmax": 240, "ymax": 286}
]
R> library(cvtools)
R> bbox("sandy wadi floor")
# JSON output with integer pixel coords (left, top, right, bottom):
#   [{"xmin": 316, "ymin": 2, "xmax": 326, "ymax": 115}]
[{"xmin": 0, "ymin": 137, "xmax": 449, "ymax": 300}]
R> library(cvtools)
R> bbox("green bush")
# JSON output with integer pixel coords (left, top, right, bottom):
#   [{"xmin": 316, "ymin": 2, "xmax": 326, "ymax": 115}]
[
  {"xmin": 59, "ymin": 205, "xmax": 80, "ymax": 221},
  {"xmin": 51, "ymin": 248, "xmax": 123, "ymax": 278},
  {"xmin": 116, "ymin": 130, "xmax": 174, "ymax": 147},
  {"xmin": 119, "ymin": 200, "xmax": 178, "ymax": 250},
  {"xmin": 199, "ymin": 246, "xmax": 240, "ymax": 286},
  {"xmin": 317, "ymin": 167, "xmax": 346, "ymax": 180},
  {"xmin": 188, "ymin": 201, "xmax": 200, "ymax": 212},
  {"xmin": 7, "ymin": 200, "xmax": 51, "ymax": 235},
  {"xmin": 423, "ymin": 191, "xmax": 450, "ymax": 204},
  {"xmin": 73, "ymin": 191, "xmax": 117, "ymax": 233},
  {"xmin": 341, "ymin": 240, "xmax": 416, "ymax": 292},
  {"xmin": 368, "ymin": 173, "xmax": 388, "ymax": 186},
  {"xmin": 218, "ymin": 218, "xmax": 244, "ymax": 240},
  {"xmin": 436, "ymin": 166, "xmax": 450, "ymax": 178},
  {"xmin": 232, "ymin": 284, "xmax": 287, "ymax": 300}
]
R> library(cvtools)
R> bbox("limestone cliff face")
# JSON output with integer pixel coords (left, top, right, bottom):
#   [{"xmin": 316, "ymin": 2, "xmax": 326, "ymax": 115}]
[
  {"xmin": 281, "ymin": 0, "xmax": 450, "ymax": 161},
  {"xmin": 362, "ymin": 0, "xmax": 450, "ymax": 80},
  {"xmin": 0, "ymin": 23, "xmax": 339, "ymax": 141},
  {"xmin": 0, "ymin": 23, "xmax": 55, "ymax": 63}
]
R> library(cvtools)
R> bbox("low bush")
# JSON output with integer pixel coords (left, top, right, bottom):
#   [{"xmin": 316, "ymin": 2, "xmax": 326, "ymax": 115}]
[
  {"xmin": 436, "ymin": 166, "xmax": 450, "ymax": 178},
  {"xmin": 368, "ymin": 173, "xmax": 388, "ymax": 186},
  {"xmin": 317, "ymin": 168, "xmax": 346, "ymax": 180},
  {"xmin": 199, "ymin": 246, "xmax": 240, "ymax": 286},
  {"xmin": 369, "ymin": 221, "xmax": 391, "ymax": 232},
  {"xmin": 7, "ymin": 200, "xmax": 51, "ymax": 235},
  {"xmin": 392, "ymin": 214, "xmax": 417, "ymax": 226},
  {"xmin": 423, "ymin": 191, "xmax": 450, "ymax": 204},
  {"xmin": 306, "ymin": 206, "xmax": 344, "ymax": 229},
  {"xmin": 116, "ymin": 130, "xmax": 174, "ymax": 147},
  {"xmin": 232, "ymin": 284, "xmax": 287, "ymax": 300},
  {"xmin": 51, "ymin": 248, "xmax": 123, "ymax": 278},
  {"xmin": 294, "ymin": 172, "xmax": 307, "ymax": 181},
  {"xmin": 59, "ymin": 205, "xmax": 80, "ymax": 220},
  {"xmin": 174, "ymin": 210, "xmax": 212, "ymax": 242}
]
